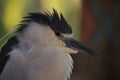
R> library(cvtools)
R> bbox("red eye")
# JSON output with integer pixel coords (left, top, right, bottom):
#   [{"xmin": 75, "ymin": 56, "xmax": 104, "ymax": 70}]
[{"xmin": 55, "ymin": 32, "xmax": 61, "ymax": 36}]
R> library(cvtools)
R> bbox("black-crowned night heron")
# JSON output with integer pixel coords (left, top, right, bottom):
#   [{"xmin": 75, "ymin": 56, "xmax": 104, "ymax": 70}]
[{"xmin": 0, "ymin": 9, "xmax": 96, "ymax": 80}]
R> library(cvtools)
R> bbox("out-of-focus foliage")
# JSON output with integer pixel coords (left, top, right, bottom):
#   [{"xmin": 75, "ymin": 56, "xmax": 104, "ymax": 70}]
[
  {"xmin": 0, "ymin": 0, "xmax": 33, "ymax": 48},
  {"xmin": 3, "ymin": 0, "xmax": 33, "ymax": 31}
]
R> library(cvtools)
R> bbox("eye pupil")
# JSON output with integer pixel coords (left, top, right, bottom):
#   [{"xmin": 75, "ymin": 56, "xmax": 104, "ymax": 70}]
[{"xmin": 55, "ymin": 32, "xmax": 61, "ymax": 36}]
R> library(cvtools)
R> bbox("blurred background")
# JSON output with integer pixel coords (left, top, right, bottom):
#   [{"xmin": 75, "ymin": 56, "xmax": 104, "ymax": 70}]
[{"xmin": 0, "ymin": 0, "xmax": 120, "ymax": 80}]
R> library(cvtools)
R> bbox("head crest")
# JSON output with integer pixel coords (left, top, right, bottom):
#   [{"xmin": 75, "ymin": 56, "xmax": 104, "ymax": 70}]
[{"xmin": 18, "ymin": 9, "xmax": 72, "ymax": 34}]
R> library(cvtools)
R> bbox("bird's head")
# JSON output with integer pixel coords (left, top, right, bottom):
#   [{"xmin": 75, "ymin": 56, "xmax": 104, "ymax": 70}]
[{"xmin": 17, "ymin": 9, "xmax": 97, "ymax": 56}]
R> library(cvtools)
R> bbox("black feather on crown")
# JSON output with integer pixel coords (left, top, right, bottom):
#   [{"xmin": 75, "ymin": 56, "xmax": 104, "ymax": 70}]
[{"xmin": 18, "ymin": 9, "xmax": 72, "ymax": 34}]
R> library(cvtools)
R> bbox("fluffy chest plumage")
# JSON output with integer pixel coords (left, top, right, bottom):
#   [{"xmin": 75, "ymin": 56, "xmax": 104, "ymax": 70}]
[
  {"xmin": 0, "ymin": 45, "xmax": 73, "ymax": 80},
  {"xmin": 25, "ymin": 46, "xmax": 73, "ymax": 80}
]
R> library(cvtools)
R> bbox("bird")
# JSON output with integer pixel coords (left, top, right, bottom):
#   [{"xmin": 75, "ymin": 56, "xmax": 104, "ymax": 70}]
[{"xmin": 0, "ymin": 9, "xmax": 97, "ymax": 80}]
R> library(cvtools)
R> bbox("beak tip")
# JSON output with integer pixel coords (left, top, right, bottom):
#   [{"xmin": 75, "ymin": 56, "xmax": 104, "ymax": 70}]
[{"xmin": 89, "ymin": 52, "xmax": 100, "ymax": 58}]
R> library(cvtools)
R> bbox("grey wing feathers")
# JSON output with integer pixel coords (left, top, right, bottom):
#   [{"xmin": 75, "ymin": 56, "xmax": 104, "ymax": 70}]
[{"xmin": 0, "ymin": 36, "xmax": 19, "ymax": 74}]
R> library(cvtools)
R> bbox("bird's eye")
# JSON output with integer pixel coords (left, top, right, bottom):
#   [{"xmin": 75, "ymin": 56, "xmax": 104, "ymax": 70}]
[{"xmin": 55, "ymin": 32, "xmax": 61, "ymax": 36}]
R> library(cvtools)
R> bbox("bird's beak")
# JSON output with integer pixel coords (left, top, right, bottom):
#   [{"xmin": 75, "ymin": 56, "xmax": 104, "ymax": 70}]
[{"xmin": 60, "ymin": 37, "xmax": 97, "ymax": 56}]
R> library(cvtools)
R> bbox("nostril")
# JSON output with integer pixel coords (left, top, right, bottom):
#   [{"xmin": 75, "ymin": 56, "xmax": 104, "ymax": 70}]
[{"xmin": 55, "ymin": 32, "xmax": 61, "ymax": 36}]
